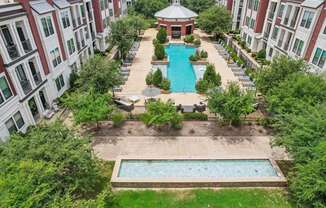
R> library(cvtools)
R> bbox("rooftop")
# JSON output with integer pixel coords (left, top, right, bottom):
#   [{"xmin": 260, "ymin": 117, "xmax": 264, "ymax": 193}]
[{"xmin": 154, "ymin": 0, "xmax": 197, "ymax": 19}]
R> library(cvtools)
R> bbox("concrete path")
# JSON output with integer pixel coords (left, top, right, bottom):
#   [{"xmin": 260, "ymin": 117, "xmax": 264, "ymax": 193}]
[{"xmin": 93, "ymin": 136, "xmax": 288, "ymax": 161}]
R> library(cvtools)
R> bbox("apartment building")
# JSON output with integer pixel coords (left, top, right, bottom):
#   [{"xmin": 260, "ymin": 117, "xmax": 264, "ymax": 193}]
[
  {"xmin": 224, "ymin": 0, "xmax": 325, "ymax": 72},
  {"xmin": 0, "ymin": 0, "xmax": 126, "ymax": 140}
]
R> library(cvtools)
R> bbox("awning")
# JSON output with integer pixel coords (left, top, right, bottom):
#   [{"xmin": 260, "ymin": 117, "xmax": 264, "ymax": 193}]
[
  {"xmin": 30, "ymin": 1, "xmax": 55, "ymax": 14},
  {"xmin": 53, "ymin": 0, "xmax": 70, "ymax": 9},
  {"xmin": 301, "ymin": 0, "xmax": 324, "ymax": 8}
]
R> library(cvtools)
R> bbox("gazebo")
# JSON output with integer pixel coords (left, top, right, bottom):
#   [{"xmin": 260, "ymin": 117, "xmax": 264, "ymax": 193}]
[{"xmin": 154, "ymin": 0, "xmax": 198, "ymax": 39}]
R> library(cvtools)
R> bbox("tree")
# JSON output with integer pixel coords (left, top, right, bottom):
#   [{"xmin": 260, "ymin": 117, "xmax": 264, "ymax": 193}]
[
  {"xmin": 133, "ymin": 0, "xmax": 168, "ymax": 18},
  {"xmin": 110, "ymin": 18, "xmax": 135, "ymax": 59},
  {"xmin": 203, "ymin": 64, "xmax": 221, "ymax": 88},
  {"xmin": 125, "ymin": 15, "xmax": 148, "ymax": 36},
  {"xmin": 266, "ymin": 73, "xmax": 326, "ymax": 114},
  {"xmin": 141, "ymin": 99, "xmax": 183, "ymax": 129},
  {"xmin": 182, "ymin": 0, "xmax": 215, "ymax": 13},
  {"xmin": 255, "ymin": 55, "xmax": 308, "ymax": 95},
  {"xmin": 197, "ymin": 6, "xmax": 231, "ymax": 35},
  {"xmin": 63, "ymin": 90, "xmax": 114, "ymax": 128},
  {"xmin": 0, "ymin": 122, "xmax": 114, "ymax": 207},
  {"xmin": 78, "ymin": 55, "xmax": 122, "ymax": 94},
  {"xmin": 208, "ymin": 82, "xmax": 255, "ymax": 125},
  {"xmin": 154, "ymin": 43, "xmax": 166, "ymax": 60},
  {"xmin": 156, "ymin": 27, "xmax": 167, "ymax": 44},
  {"xmin": 152, "ymin": 69, "xmax": 163, "ymax": 86},
  {"xmin": 196, "ymin": 79, "xmax": 209, "ymax": 94}
]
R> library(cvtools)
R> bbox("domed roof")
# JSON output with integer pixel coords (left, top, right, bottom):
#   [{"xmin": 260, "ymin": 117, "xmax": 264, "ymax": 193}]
[{"xmin": 155, "ymin": 1, "xmax": 198, "ymax": 19}]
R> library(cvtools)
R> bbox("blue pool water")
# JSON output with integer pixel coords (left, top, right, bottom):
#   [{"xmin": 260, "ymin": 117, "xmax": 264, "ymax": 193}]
[
  {"xmin": 118, "ymin": 159, "xmax": 278, "ymax": 178},
  {"xmin": 165, "ymin": 44, "xmax": 196, "ymax": 92}
]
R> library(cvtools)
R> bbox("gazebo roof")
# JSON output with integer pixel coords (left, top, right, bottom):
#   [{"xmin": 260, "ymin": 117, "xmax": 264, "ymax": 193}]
[{"xmin": 154, "ymin": 1, "xmax": 198, "ymax": 19}]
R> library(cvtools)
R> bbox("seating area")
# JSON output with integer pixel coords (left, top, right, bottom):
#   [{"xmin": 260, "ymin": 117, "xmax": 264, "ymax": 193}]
[{"xmin": 214, "ymin": 43, "xmax": 256, "ymax": 91}]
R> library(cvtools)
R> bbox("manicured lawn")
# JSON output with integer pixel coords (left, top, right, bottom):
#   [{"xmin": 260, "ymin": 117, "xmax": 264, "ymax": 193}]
[{"xmin": 115, "ymin": 189, "xmax": 293, "ymax": 208}]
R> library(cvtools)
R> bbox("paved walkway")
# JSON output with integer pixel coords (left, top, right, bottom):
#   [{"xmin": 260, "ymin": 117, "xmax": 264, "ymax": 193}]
[
  {"xmin": 117, "ymin": 29, "xmax": 239, "ymax": 106},
  {"xmin": 93, "ymin": 136, "xmax": 288, "ymax": 161}
]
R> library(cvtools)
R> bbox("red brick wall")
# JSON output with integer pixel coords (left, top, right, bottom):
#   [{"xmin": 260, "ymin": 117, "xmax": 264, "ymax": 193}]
[
  {"xmin": 304, "ymin": 2, "xmax": 326, "ymax": 61},
  {"xmin": 254, "ymin": 0, "xmax": 269, "ymax": 33},
  {"xmin": 92, "ymin": 0, "xmax": 104, "ymax": 33},
  {"xmin": 227, "ymin": 0, "xmax": 233, "ymax": 11},
  {"xmin": 113, "ymin": 0, "xmax": 121, "ymax": 17},
  {"xmin": 158, "ymin": 19, "xmax": 195, "ymax": 36}
]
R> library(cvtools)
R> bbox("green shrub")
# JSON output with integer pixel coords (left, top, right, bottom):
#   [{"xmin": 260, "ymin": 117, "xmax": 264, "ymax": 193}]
[
  {"xmin": 203, "ymin": 64, "xmax": 221, "ymax": 87},
  {"xmin": 69, "ymin": 70, "xmax": 80, "ymax": 89},
  {"xmin": 184, "ymin": 35, "xmax": 194, "ymax": 43},
  {"xmin": 183, "ymin": 112, "xmax": 208, "ymax": 120},
  {"xmin": 152, "ymin": 38, "xmax": 159, "ymax": 46},
  {"xmin": 154, "ymin": 44, "xmax": 165, "ymax": 60},
  {"xmin": 152, "ymin": 69, "xmax": 163, "ymax": 87},
  {"xmin": 111, "ymin": 112, "xmax": 126, "ymax": 127},
  {"xmin": 194, "ymin": 39, "xmax": 201, "ymax": 47},
  {"xmin": 196, "ymin": 79, "xmax": 209, "ymax": 94},
  {"xmin": 240, "ymin": 40, "xmax": 246, "ymax": 48},
  {"xmin": 200, "ymin": 50, "xmax": 208, "ymax": 58},
  {"xmin": 189, "ymin": 54, "xmax": 199, "ymax": 62},
  {"xmin": 160, "ymin": 78, "xmax": 170, "ymax": 91},
  {"xmin": 145, "ymin": 72, "xmax": 153, "ymax": 85},
  {"xmin": 156, "ymin": 28, "xmax": 167, "ymax": 44},
  {"xmin": 256, "ymin": 49, "xmax": 266, "ymax": 60}
]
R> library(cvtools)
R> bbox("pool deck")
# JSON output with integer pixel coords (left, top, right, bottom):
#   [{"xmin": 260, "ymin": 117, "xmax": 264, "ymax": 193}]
[
  {"xmin": 117, "ymin": 29, "xmax": 238, "ymax": 106},
  {"xmin": 93, "ymin": 136, "xmax": 289, "ymax": 161}
]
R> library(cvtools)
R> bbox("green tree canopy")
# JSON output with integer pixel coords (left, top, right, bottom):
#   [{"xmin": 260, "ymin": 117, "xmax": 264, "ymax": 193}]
[
  {"xmin": 125, "ymin": 14, "xmax": 149, "ymax": 36},
  {"xmin": 208, "ymin": 82, "xmax": 255, "ymax": 125},
  {"xmin": 156, "ymin": 27, "xmax": 167, "ymax": 44},
  {"xmin": 141, "ymin": 99, "xmax": 183, "ymax": 129},
  {"xmin": 0, "ymin": 122, "xmax": 114, "ymax": 207},
  {"xmin": 255, "ymin": 55, "xmax": 308, "ymax": 94},
  {"xmin": 154, "ymin": 43, "xmax": 166, "ymax": 60},
  {"xmin": 133, "ymin": 0, "xmax": 168, "ymax": 18},
  {"xmin": 78, "ymin": 55, "xmax": 122, "ymax": 94},
  {"xmin": 182, "ymin": 0, "xmax": 215, "ymax": 13},
  {"xmin": 197, "ymin": 5, "xmax": 231, "ymax": 34},
  {"xmin": 63, "ymin": 90, "xmax": 114, "ymax": 128},
  {"xmin": 203, "ymin": 64, "xmax": 221, "ymax": 88},
  {"xmin": 266, "ymin": 73, "xmax": 326, "ymax": 114}
]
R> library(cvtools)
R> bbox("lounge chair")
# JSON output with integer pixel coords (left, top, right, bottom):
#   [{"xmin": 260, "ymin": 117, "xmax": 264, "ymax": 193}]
[{"xmin": 114, "ymin": 98, "xmax": 134, "ymax": 112}]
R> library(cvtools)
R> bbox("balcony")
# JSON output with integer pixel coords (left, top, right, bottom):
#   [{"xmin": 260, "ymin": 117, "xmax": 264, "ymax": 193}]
[
  {"xmin": 20, "ymin": 79, "xmax": 32, "ymax": 95},
  {"xmin": 7, "ymin": 44, "xmax": 19, "ymax": 60},
  {"xmin": 263, "ymin": 32, "xmax": 270, "ymax": 39},
  {"xmin": 32, "ymin": 72, "xmax": 42, "ymax": 86},
  {"xmin": 21, "ymin": 39, "xmax": 32, "ymax": 53}
]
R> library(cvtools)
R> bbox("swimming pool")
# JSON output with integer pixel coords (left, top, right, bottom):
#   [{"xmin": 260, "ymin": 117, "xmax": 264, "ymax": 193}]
[
  {"xmin": 165, "ymin": 44, "xmax": 196, "ymax": 92},
  {"xmin": 118, "ymin": 159, "xmax": 278, "ymax": 178},
  {"xmin": 111, "ymin": 158, "xmax": 287, "ymax": 188}
]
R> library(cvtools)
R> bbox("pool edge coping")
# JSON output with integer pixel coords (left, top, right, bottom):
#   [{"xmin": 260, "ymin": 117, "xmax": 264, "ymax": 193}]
[{"xmin": 111, "ymin": 156, "xmax": 287, "ymax": 188}]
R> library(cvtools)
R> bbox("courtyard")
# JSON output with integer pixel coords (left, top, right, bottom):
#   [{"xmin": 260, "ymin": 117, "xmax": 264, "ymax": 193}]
[{"xmin": 116, "ymin": 28, "xmax": 239, "ymax": 106}]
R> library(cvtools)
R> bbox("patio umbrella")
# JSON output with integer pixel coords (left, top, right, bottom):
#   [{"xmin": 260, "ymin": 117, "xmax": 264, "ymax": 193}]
[{"xmin": 142, "ymin": 87, "xmax": 161, "ymax": 98}]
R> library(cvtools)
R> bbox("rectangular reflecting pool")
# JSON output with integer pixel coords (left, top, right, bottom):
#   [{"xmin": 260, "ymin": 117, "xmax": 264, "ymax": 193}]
[
  {"xmin": 165, "ymin": 44, "xmax": 197, "ymax": 93},
  {"xmin": 111, "ymin": 158, "xmax": 287, "ymax": 188}
]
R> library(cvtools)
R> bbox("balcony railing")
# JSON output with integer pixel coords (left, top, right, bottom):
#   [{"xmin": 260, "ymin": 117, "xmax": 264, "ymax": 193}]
[
  {"xmin": 7, "ymin": 44, "xmax": 19, "ymax": 60},
  {"xmin": 20, "ymin": 79, "xmax": 32, "ymax": 95},
  {"xmin": 21, "ymin": 39, "xmax": 32, "ymax": 53},
  {"xmin": 32, "ymin": 72, "xmax": 42, "ymax": 86}
]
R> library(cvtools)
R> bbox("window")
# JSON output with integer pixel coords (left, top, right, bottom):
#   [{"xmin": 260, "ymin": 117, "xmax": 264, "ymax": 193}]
[
  {"xmin": 247, "ymin": 0, "xmax": 253, "ymax": 9},
  {"xmin": 250, "ymin": 19, "xmax": 255, "ymax": 29},
  {"xmin": 278, "ymin": 4, "xmax": 285, "ymax": 18},
  {"xmin": 269, "ymin": 48, "xmax": 273, "ymax": 57},
  {"xmin": 247, "ymin": 36, "xmax": 252, "ymax": 45},
  {"xmin": 292, "ymin": 38, "xmax": 304, "ymax": 56},
  {"xmin": 80, "ymin": 5, "xmax": 85, "ymax": 18},
  {"xmin": 271, "ymin": 27, "xmax": 279, "ymax": 40},
  {"xmin": 5, "ymin": 111, "xmax": 25, "ymax": 134},
  {"xmin": 84, "ymin": 27, "xmax": 89, "ymax": 39},
  {"xmin": 41, "ymin": 16, "xmax": 54, "ymax": 37},
  {"xmin": 312, "ymin": 48, "xmax": 326, "ymax": 68},
  {"xmin": 0, "ymin": 76, "xmax": 13, "ymax": 105},
  {"xmin": 109, "ymin": 9, "xmax": 113, "ymax": 16},
  {"xmin": 55, "ymin": 74, "xmax": 65, "ymax": 91},
  {"xmin": 323, "ymin": 25, "xmax": 326, "ymax": 34},
  {"xmin": 300, "ymin": 10, "xmax": 314, "ymax": 29},
  {"xmin": 61, "ymin": 11, "xmax": 70, "ymax": 28},
  {"xmin": 100, "ymin": 0, "xmax": 105, "ymax": 10},
  {"xmin": 243, "ymin": 32, "xmax": 247, "ymax": 40},
  {"xmin": 50, "ymin": 48, "xmax": 62, "ymax": 67},
  {"xmin": 253, "ymin": 0, "xmax": 259, "ymax": 11},
  {"xmin": 67, "ymin": 38, "xmax": 75, "ymax": 55}
]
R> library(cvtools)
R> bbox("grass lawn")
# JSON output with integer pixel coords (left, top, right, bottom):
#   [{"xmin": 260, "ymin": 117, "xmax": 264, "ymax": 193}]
[{"xmin": 115, "ymin": 189, "xmax": 293, "ymax": 208}]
